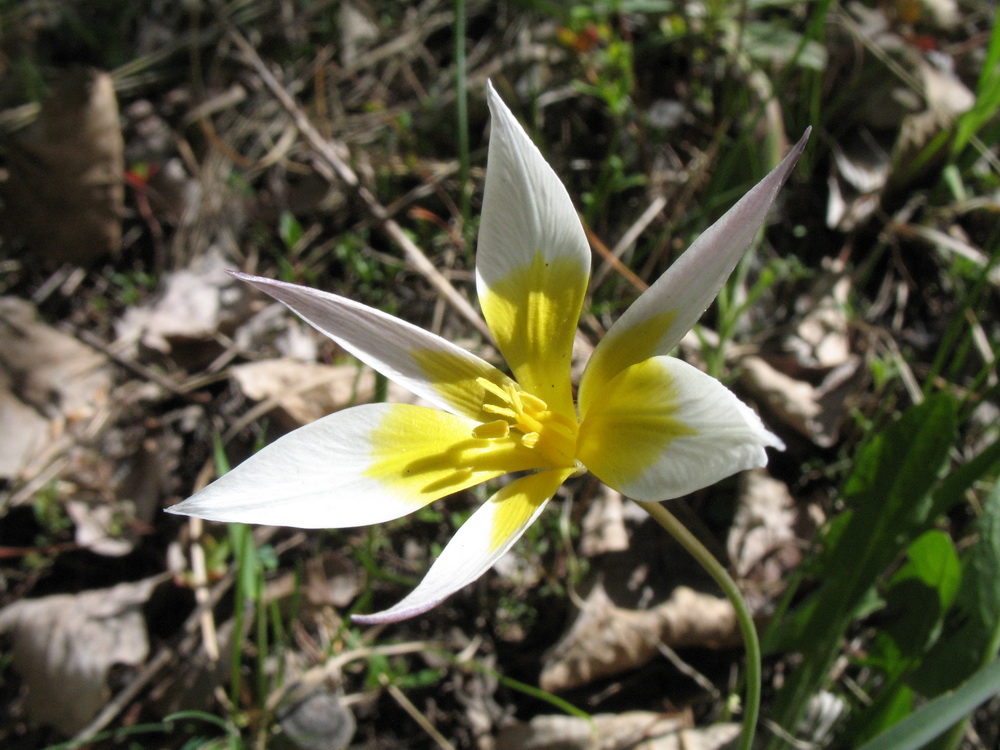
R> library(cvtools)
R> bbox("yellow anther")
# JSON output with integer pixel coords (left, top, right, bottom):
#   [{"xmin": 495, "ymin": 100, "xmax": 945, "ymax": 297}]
[
  {"xmin": 517, "ymin": 412, "xmax": 545, "ymax": 434},
  {"xmin": 472, "ymin": 419, "xmax": 511, "ymax": 440},
  {"xmin": 508, "ymin": 387, "xmax": 523, "ymax": 412},
  {"xmin": 483, "ymin": 403, "xmax": 517, "ymax": 419},
  {"xmin": 520, "ymin": 392, "xmax": 548, "ymax": 413},
  {"xmin": 474, "ymin": 376, "xmax": 579, "ymax": 467},
  {"xmin": 476, "ymin": 377, "xmax": 511, "ymax": 403}
]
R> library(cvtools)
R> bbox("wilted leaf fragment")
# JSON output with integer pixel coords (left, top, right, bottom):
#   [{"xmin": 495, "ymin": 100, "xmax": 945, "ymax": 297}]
[
  {"xmin": 0, "ymin": 381, "xmax": 48, "ymax": 480},
  {"xmin": 497, "ymin": 712, "xmax": 740, "ymax": 750},
  {"xmin": 0, "ymin": 296, "xmax": 112, "ymax": 481},
  {"xmin": 541, "ymin": 584, "xmax": 738, "ymax": 692},
  {"xmin": 115, "ymin": 247, "xmax": 247, "ymax": 358},
  {"xmin": 739, "ymin": 354, "xmax": 862, "ymax": 448},
  {"xmin": 0, "ymin": 577, "xmax": 160, "ymax": 735},
  {"xmin": 231, "ymin": 359, "xmax": 417, "ymax": 429},
  {"xmin": 728, "ymin": 470, "xmax": 803, "ymax": 588}
]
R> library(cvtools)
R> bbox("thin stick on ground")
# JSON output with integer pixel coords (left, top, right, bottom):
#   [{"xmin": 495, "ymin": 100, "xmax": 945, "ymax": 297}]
[{"xmin": 380, "ymin": 673, "xmax": 458, "ymax": 750}]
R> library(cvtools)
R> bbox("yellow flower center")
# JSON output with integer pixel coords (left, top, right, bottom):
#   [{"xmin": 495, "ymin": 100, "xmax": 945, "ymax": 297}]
[{"xmin": 472, "ymin": 377, "xmax": 579, "ymax": 468}]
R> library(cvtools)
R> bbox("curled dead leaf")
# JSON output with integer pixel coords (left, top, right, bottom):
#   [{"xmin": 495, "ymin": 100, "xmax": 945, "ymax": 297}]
[
  {"xmin": 339, "ymin": 2, "xmax": 379, "ymax": 69},
  {"xmin": 726, "ymin": 470, "xmax": 820, "ymax": 617},
  {"xmin": 540, "ymin": 584, "xmax": 738, "ymax": 693},
  {"xmin": 266, "ymin": 551, "xmax": 361, "ymax": 611},
  {"xmin": 114, "ymin": 247, "xmax": 247, "ymax": 362},
  {"xmin": 738, "ymin": 355, "xmax": 863, "ymax": 448},
  {"xmin": 579, "ymin": 484, "xmax": 630, "ymax": 557},
  {"xmin": 790, "ymin": 273, "xmax": 852, "ymax": 370},
  {"xmin": 0, "ymin": 382, "xmax": 50, "ymax": 480}
]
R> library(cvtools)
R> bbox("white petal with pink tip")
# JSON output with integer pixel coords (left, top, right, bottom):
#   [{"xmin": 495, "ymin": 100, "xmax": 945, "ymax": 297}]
[
  {"xmin": 579, "ymin": 130, "xmax": 810, "ymax": 416},
  {"xmin": 232, "ymin": 271, "xmax": 514, "ymax": 422}
]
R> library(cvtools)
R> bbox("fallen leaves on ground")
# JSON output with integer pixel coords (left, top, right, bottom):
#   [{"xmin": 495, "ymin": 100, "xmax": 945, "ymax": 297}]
[
  {"xmin": 231, "ymin": 358, "xmax": 417, "ymax": 430},
  {"xmin": 115, "ymin": 246, "xmax": 248, "ymax": 363},
  {"xmin": 540, "ymin": 584, "xmax": 738, "ymax": 693},
  {"xmin": 0, "ymin": 576, "xmax": 162, "ymax": 735},
  {"xmin": 0, "ymin": 296, "xmax": 113, "ymax": 482},
  {"xmin": 497, "ymin": 712, "xmax": 740, "ymax": 750}
]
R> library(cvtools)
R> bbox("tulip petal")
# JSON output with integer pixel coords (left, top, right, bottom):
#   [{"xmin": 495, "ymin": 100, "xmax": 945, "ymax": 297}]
[
  {"xmin": 168, "ymin": 403, "xmax": 549, "ymax": 528},
  {"xmin": 476, "ymin": 83, "xmax": 590, "ymax": 418},
  {"xmin": 231, "ymin": 271, "xmax": 514, "ymax": 422},
  {"xmin": 578, "ymin": 130, "xmax": 810, "ymax": 417},
  {"xmin": 578, "ymin": 357, "xmax": 783, "ymax": 502},
  {"xmin": 352, "ymin": 467, "xmax": 574, "ymax": 624}
]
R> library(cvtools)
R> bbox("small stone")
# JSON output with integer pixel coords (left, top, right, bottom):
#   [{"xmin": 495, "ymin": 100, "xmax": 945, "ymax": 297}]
[{"xmin": 277, "ymin": 688, "xmax": 356, "ymax": 750}]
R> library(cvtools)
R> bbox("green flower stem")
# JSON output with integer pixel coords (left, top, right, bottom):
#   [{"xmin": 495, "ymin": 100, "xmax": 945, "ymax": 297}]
[{"xmin": 634, "ymin": 499, "xmax": 760, "ymax": 750}]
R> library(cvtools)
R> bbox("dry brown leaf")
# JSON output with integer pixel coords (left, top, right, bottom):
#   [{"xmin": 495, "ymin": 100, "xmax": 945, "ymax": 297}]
[
  {"xmin": 0, "ymin": 576, "xmax": 161, "ymax": 735},
  {"xmin": 738, "ymin": 355, "xmax": 863, "ymax": 448},
  {"xmin": 0, "ymin": 376, "xmax": 50, "ymax": 480},
  {"xmin": 267, "ymin": 551, "xmax": 361, "ymax": 611},
  {"xmin": 64, "ymin": 499, "xmax": 133, "ymax": 556},
  {"xmin": 496, "ymin": 712, "xmax": 740, "ymax": 750},
  {"xmin": 738, "ymin": 356, "xmax": 822, "ymax": 436},
  {"xmin": 0, "ymin": 296, "xmax": 113, "ymax": 481},
  {"xmin": 540, "ymin": 584, "xmax": 738, "ymax": 693},
  {"xmin": 0, "ymin": 297, "xmax": 112, "ymax": 417},
  {"xmin": 726, "ymin": 470, "xmax": 814, "ymax": 615},
  {"xmin": 790, "ymin": 273, "xmax": 852, "ymax": 370},
  {"xmin": 304, "ymin": 552, "xmax": 362, "ymax": 608},
  {"xmin": 230, "ymin": 358, "xmax": 417, "ymax": 429},
  {"xmin": 1, "ymin": 68, "xmax": 123, "ymax": 263},
  {"xmin": 339, "ymin": 2, "xmax": 379, "ymax": 68},
  {"xmin": 579, "ymin": 484, "xmax": 630, "ymax": 557},
  {"xmin": 822, "ymin": 4, "xmax": 972, "ymax": 230},
  {"xmin": 740, "ymin": 267, "xmax": 865, "ymax": 447},
  {"xmin": 892, "ymin": 60, "xmax": 975, "ymax": 184},
  {"xmin": 114, "ymin": 246, "xmax": 247, "ymax": 360},
  {"xmin": 826, "ymin": 129, "xmax": 892, "ymax": 231}
]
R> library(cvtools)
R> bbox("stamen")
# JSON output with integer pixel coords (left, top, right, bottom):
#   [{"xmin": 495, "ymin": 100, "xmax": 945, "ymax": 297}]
[
  {"xmin": 508, "ymin": 387, "xmax": 524, "ymax": 413},
  {"xmin": 518, "ymin": 412, "xmax": 545, "ymax": 434},
  {"xmin": 473, "ymin": 376, "xmax": 579, "ymax": 467},
  {"xmin": 472, "ymin": 420, "xmax": 510, "ymax": 439},
  {"xmin": 483, "ymin": 403, "xmax": 517, "ymax": 419},
  {"xmin": 520, "ymin": 392, "xmax": 548, "ymax": 412},
  {"xmin": 476, "ymin": 377, "xmax": 511, "ymax": 402}
]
